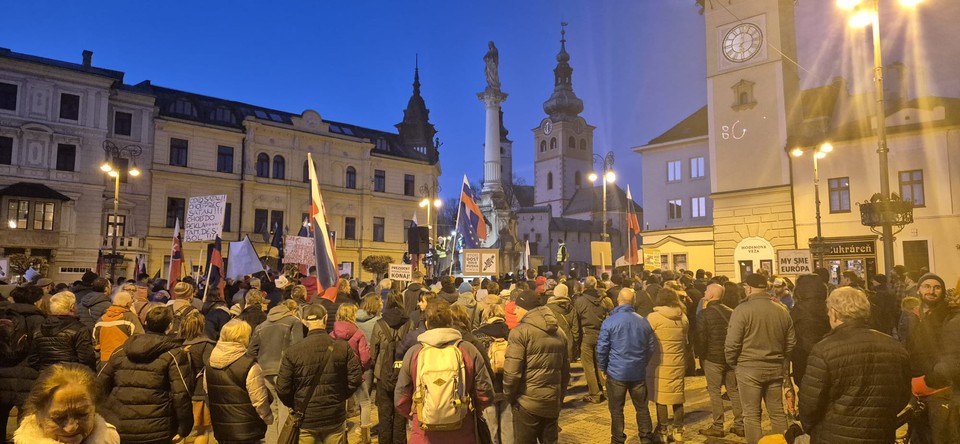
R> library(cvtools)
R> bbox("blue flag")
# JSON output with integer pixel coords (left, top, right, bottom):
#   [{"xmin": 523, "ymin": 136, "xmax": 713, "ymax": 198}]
[{"xmin": 455, "ymin": 175, "xmax": 487, "ymax": 249}]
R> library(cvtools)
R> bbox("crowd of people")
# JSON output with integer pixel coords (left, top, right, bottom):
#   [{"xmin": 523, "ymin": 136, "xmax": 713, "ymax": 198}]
[{"xmin": 0, "ymin": 263, "xmax": 955, "ymax": 444}]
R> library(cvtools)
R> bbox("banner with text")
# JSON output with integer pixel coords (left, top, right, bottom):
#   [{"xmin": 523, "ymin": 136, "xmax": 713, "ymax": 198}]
[
  {"xmin": 285, "ymin": 236, "xmax": 317, "ymax": 266},
  {"xmin": 184, "ymin": 195, "xmax": 227, "ymax": 242},
  {"xmin": 777, "ymin": 249, "xmax": 813, "ymax": 275},
  {"xmin": 462, "ymin": 249, "xmax": 498, "ymax": 276},
  {"xmin": 389, "ymin": 263, "xmax": 412, "ymax": 281}
]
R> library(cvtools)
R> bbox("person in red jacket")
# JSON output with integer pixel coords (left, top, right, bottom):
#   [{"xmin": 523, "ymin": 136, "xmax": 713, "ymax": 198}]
[{"xmin": 330, "ymin": 303, "xmax": 372, "ymax": 441}]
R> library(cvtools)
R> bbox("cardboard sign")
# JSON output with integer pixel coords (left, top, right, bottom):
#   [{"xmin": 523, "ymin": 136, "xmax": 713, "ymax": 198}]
[
  {"xmin": 184, "ymin": 195, "xmax": 227, "ymax": 242},
  {"xmin": 285, "ymin": 236, "xmax": 317, "ymax": 266},
  {"xmin": 462, "ymin": 249, "xmax": 498, "ymax": 276},
  {"xmin": 777, "ymin": 249, "xmax": 813, "ymax": 275},
  {"xmin": 389, "ymin": 264, "xmax": 412, "ymax": 281},
  {"xmin": 642, "ymin": 249, "xmax": 661, "ymax": 269},
  {"xmin": 590, "ymin": 241, "xmax": 612, "ymax": 267}
]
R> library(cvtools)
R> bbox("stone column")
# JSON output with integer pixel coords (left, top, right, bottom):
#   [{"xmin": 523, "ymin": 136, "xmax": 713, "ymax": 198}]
[{"xmin": 478, "ymin": 89, "xmax": 507, "ymax": 194}]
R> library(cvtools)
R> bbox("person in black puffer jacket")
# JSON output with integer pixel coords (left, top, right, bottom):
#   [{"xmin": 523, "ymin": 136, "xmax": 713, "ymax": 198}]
[
  {"xmin": 33, "ymin": 291, "xmax": 96, "ymax": 371},
  {"xmin": 97, "ymin": 305, "xmax": 194, "ymax": 444},
  {"xmin": 789, "ymin": 274, "xmax": 831, "ymax": 385},
  {"xmin": 473, "ymin": 303, "xmax": 512, "ymax": 444},
  {"xmin": 77, "ymin": 277, "xmax": 112, "ymax": 331},
  {"xmin": 695, "ymin": 284, "xmax": 743, "ymax": 437},
  {"xmin": 369, "ymin": 294, "xmax": 410, "ymax": 444},
  {"xmin": 202, "ymin": 290, "xmax": 233, "ymax": 341},
  {"xmin": 798, "ymin": 287, "xmax": 911, "ymax": 444},
  {"xmin": 238, "ymin": 289, "xmax": 268, "ymax": 330},
  {"xmin": 0, "ymin": 286, "xmax": 45, "ymax": 440},
  {"xmin": 546, "ymin": 283, "xmax": 575, "ymax": 362},
  {"xmin": 572, "ymin": 276, "xmax": 610, "ymax": 403},
  {"xmin": 278, "ymin": 304, "xmax": 361, "ymax": 442},
  {"xmin": 179, "ymin": 310, "xmax": 216, "ymax": 442}
]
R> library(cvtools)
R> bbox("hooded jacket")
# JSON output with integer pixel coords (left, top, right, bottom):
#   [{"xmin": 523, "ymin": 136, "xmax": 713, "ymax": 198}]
[
  {"xmin": 77, "ymin": 291, "xmax": 111, "ymax": 330},
  {"xmin": 202, "ymin": 300, "xmax": 233, "ymax": 341},
  {"xmin": 572, "ymin": 288, "xmax": 607, "ymax": 345},
  {"xmin": 356, "ymin": 308, "xmax": 380, "ymax": 343},
  {"xmin": 0, "ymin": 302, "xmax": 43, "ymax": 407},
  {"xmin": 33, "ymin": 315, "xmax": 96, "ymax": 371},
  {"xmin": 97, "ymin": 332, "xmax": 194, "ymax": 442},
  {"xmin": 395, "ymin": 328, "xmax": 493, "ymax": 444},
  {"xmin": 473, "ymin": 318, "xmax": 510, "ymax": 394},
  {"xmin": 250, "ymin": 304, "xmax": 304, "ymax": 376},
  {"xmin": 204, "ymin": 341, "xmax": 272, "ymax": 442},
  {"xmin": 93, "ymin": 305, "xmax": 144, "ymax": 363},
  {"xmin": 14, "ymin": 413, "xmax": 119, "ymax": 444},
  {"xmin": 646, "ymin": 305, "xmax": 689, "ymax": 405},
  {"xmin": 331, "ymin": 321, "xmax": 371, "ymax": 370},
  {"xmin": 453, "ymin": 292, "xmax": 478, "ymax": 328},
  {"xmin": 546, "ymin": 294, "xmax": 576, "ymax": 359},
  {"xmin": 598, "ymin": 304, "xmax": 655, "ymax": 382},
  {"xmin": 402, "ymin": 283, "xmax": 429, "ymax": 316},
  {"xmin": 790, "ymin": 297, "xmax": 831, "ymax": 384},
  {"xmin": 503, "ymin": 307, "xmax": 570, "ymax": 418},
  {"xmin": 371, "ymin": 307, "xmax": 411, "ymax": 383}
]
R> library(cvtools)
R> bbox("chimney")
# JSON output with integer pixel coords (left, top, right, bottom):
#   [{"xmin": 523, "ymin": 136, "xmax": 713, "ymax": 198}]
[{"xmin": 82, "ymin": 50, "xmax": 93, "ymax": 67}]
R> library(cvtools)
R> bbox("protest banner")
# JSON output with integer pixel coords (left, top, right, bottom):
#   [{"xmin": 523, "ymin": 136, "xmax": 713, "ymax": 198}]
[
  {"xmin": 184, "ymin": 195, "xmax": 227, "ymax": 242},
  {"xmin": 777, "ymin": 249, "xmax": 814, "ymax": 275},
  {"xmin": 285, "ymin": 236, "xmax": 317, "ymax": 266}
]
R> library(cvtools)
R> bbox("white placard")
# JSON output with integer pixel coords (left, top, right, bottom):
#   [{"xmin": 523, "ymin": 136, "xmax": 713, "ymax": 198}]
[
  {"xmin": 389, "ymin": 264, "xmax": 412, "ymax": 282},
  {"xmin": 462, "ymin": 249, "xmax": 498, "ymax": 276},
  {"xmin": 285, "ymin": 236, "xmax": 316, "ymax": 266},
  {"xmin": 184, "ymin": 195, "xmax": 227, "ymax": 242},
  {"xmin": 0, "ymin": 258, "xmax": 8, "ymax": 280},
  {"xmin": 777, "ymin": 249, "xmax": 813, "ymax": 275}
]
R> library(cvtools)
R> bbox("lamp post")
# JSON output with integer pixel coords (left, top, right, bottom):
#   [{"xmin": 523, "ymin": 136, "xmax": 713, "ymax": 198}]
[
  {"xmin": 791, "ymin": 142, "xmax": 833, "ymax": 268},
  {"xmin": 418, "ymin": 183, "xmax": 442, "ymax": 246},
  {"xmin": 839, "ymin": 0, "xmax": 921, "ymax": 279},
  {"xmin": 101, "ymin": 141, "xmax": 142, "ymax": 281},
  {"xmin": 588, "ymin": 152, "xmax": 616, "ymax": 240}
]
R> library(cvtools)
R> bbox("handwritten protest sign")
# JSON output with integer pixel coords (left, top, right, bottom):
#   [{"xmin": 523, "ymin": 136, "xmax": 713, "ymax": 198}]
[
  {"xmin": 184, "ymin": 195, "xmax": 227, "ymax": 242},
  {"xmin": 285, "ymin": 236, "xmax": 317, "ymax": 266},
  {"xmin": 389, "ymin": 264, "xmax": 412, "ymax": 281}
]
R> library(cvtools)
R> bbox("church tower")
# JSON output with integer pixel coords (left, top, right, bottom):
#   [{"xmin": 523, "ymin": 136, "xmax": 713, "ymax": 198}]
[
  {"xmin": 702, "ymin": 0, "xmax": 801, "ymax": 280},
  {"xmin": 396, "ymin": 61, "xmax": 438, "ymax": 161},
  {"xmin": 533, "ymin": 24, "xmax": 595, "ymax": 217}
]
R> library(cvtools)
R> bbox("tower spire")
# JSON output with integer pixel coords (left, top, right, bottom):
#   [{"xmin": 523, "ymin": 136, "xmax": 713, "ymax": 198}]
[
  {"xmin": 397, "ymin": 55, "xmax": 436, "ymax": 155},
  {"xmin": 543, "ymin": 21, "xmax": 583, "ymax": 121},
  {"xmin": 414, "ymin": 53, "xmax": 420, "ymax": 95}
]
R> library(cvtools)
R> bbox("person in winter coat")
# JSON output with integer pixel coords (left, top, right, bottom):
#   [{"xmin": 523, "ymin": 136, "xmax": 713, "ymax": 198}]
[
  {"xmin": 278, "ymin": 304, "xmax": 362, "ymax": 443},
  {"xmin": 799, "ymin": 287, "xmax": 912, "ymax": 443},
  {"xmin": 168, "ymin": 281, "xmax": 201, "ymax": 319},
  {"xmin": 546, "ymin": 283, "xmax": 575, "ymax": 363},
  {"xmin": 453, "ymin": 282, "xmax": 478, "ymax": 329},
  {"xmin": 370, "ymin": 293, "xmax": 410, "ymax": 444},
  {"xmin": 178, "ymin": 310, "xmax": 216, "ymax": 444},
  {"xmin": 572, "ymin": 276, "xmax": 609, "ymax": 403},
  {"xmin": 598, "ymin": 288, "xmax": 656, "ymax": 444},
  {"xmin": 97, "ymin": 305, "xmax": 194, "ymax": 443},
  {"xmin": 205, "ymin": 319, "xmax": 273, "ymax": 443},
  {"xmin": 396, "ymin": 299, "xmax": 494, "ymax": 444},
  {"xmin": 92, "ymin": 291, "xmax": 143, "ymax": 368},
  {"xmin": 907, "ymin": 272, "xmax": 956, "ymax": 444},
  {"xmin": 398, "ymin": 291, "xmax": 435, "ymax": 360},
  {"xmin": 247, "ymin": 299, "xmax": 303, "ymax": 443},
  {"xmin": 789, "ymin": 274, "xmax": 830, "ymax": 385},
  {"xmin": 33, "ymin": 291, "xmax": 96, "ymax": 371},
  {"xmin": 357, "ymin": 294, "xmax": 383, "ymax": 344},
  {"xmin": 0, "ymin": 286, "xmax": 45, "ymax": 440},
  {"xmin": 436, "ymin": 275, "xmax": 460, "ymax": 304},
  {"xmin": 14, "ymin": 363, "xmax": 120, "ymax": 444},
  {"xmin": 695, "ymin": 284, "xmax": 744, "ymax": 438},
  {"xmin": 402, "ymin": 271, "xmax": 431, "ymax": 316},
  {"xmin": 201, "ymin": 289, "xmax": 233, "ymax": 341},
  {"xmin": 503, "ymin": 290, "xmax": 569, "ymax": 444},
  {"xmin": 76, "ymin": 277, "xmax": 111, "ymax": 331},
  {"xmin": 473, "ymin": 303, "xmax": 512, "ymax": 444},
  {"xmin": 330, "ymin": 303, "xmax": 373, "ymax": 439},
  {"xmin": 931, "ymin": 285, "xmax": 960, "ymax": 439},
  {"xmin": 238, "ymin": 289, "xmax": 268, "ymax": 330},
  {"xmin": 646, "ymin": 287, "xmax": 690, "ymax": 443},
  {"xmin": 319, "ymin": 278, "xmax": 351, "ymax": 333}
]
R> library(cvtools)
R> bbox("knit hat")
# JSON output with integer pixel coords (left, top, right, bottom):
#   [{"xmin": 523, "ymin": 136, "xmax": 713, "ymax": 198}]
[
  {"xmin": 172, "ymin": 282, "xmax": 195, "ymax": 300},
  {"xmin": 553, "ymin": 283, "xmax": 569, "ymax": 298},
  {"xmin": 81, "ymin": 271, "xmax": 98, "ymax": 284},
  {"xmin": 458, "ymin": 281, "xmax": 473, "ymax": 294},
  {"xmin": 917, "ymin": 273, "xmax": 945, "ymax": 293},
  {"xmin": 744, "ymin": 273, "xmax": 768, "ymax": 289},
  {"xmin": 516, "ymin": 290, "xmax": 541, "ymax": 311}
]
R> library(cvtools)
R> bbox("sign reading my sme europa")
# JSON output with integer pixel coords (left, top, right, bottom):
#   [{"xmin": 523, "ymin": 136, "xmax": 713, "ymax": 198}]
[
  {"xmin": 184, "ymin": 195, "xmax": 227, "ymax": 242},
  {"xmin": 776, "ymin": 249, "xmax": 813, "ymax": 275}
]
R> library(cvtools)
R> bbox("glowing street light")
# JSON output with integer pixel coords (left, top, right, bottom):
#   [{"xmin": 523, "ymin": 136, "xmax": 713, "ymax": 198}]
[
  {"xmin": 589, "ymin": 151, "xmax": 616, "ymax": 241},
  {"xmin": 101, "ymin": 140, "xmax": 142, "ymax": 281},
  {"xmin": 792, "ymin": 143, "xmax": 833, "ymax": 267}
]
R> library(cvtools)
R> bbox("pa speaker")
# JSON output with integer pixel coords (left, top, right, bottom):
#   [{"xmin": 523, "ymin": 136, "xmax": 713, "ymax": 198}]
[{"xmin": 408, "ymin": 226, "xmax": 430, "ymax": 254}]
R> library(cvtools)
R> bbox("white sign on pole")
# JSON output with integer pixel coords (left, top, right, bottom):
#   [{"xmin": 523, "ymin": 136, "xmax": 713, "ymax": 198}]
[
  {"xmin": 285, "ymin": 236, "xmax": 317, "ymax": 266},
  {"xmin": 462, "ymin": 249, "xmax": 498, "ymax": 276},
  {"xmin": 389, "ymin": 264, "xmax": 413, "ymax": 282},
  {"xmin": 184, "ymin": 195, "xmax": 227, "ymax": 242},
  {"xmin": 777, "ymin": 249, "xmax": 814, "ymax": 275},
  {"xmin": 0, "ymin": 258, "xmax": 8, "ymax": 280}
]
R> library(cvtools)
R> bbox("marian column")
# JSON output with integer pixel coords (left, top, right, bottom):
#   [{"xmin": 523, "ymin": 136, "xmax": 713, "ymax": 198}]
[{"xmin": 479, "ymin": 41, "xmax": 506, "ymax": 194}]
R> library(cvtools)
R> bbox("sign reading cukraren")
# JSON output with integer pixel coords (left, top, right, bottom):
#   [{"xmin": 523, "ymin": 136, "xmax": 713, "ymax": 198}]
[{"xmin": 184, "ymin": 195, "xmax": 227, "ymax": 242}]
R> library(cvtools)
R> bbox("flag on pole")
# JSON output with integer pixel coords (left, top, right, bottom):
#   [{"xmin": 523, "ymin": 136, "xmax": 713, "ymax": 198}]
[
  {"xmin": 207, "ymin": 235, "xmax": 226, "ymax": 296},
  {"xmin": 167, "ymin": 218, "xmax": 183, "ymax": 291},
  {"xmin": 522, "ymin": 240, "xmax": 531, "ymax": 272},
  {"xmin": 626, "ymin": 185, "xmax": 642, "ymax": 266},
  {"xmin": 138, "ymin": 255, "xmax": 147, "ymax": 277},
  {"xmin": 227, "ymin": 235, "xmax": 266, "ymax": 280},
  {"xmin": 307, "ymin": 153, "xmax": 340, "ymax": 301},
  {"xmin": 96, "ymin": 249, "xmax": 104, "ymax": 276},
  {"xmin": 297, "ymin": 216, "xmax": 309, "ymax": 237},
  {"xmin": 271, "ymin": 222, "xmax": 285, "ymax": 272},
  {"xmin": 455, "ymin": 175, "xmax": 487, "ymax": 249}
]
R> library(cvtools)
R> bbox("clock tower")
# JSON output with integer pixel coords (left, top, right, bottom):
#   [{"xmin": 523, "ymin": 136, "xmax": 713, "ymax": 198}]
[
  {"xmin": 534, "ymin": 25, "xmax": 595, "ymax": 217},
  {"xmin": 703, "ymin": 0, "xmax": 801, "ymax": 280}
]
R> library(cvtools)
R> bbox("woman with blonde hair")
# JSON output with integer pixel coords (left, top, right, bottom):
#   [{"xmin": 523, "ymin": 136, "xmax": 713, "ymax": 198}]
[
  {"xmin": 647, "ymin": 287, "xmax": 690, "ymax": 443},
  {"xmin": 180, "ymin": 310, "xmax": 215, "ymax": 444},
  {"xmin": 14, "ymin": 363, "xmax": 120, "ymax": 443},
  {"xmin": 330, "ymin": 303, "xmax": 372, "ymax": 442}
]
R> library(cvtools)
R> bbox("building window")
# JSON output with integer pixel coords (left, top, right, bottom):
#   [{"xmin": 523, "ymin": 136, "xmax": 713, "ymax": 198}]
[
  {"xmin": 223, "ymin": 203, "xmax": 232, "ymax": 232},
  {"xmin": 828, "ymin": 177, "xmax": 851, "ymax": 213},
  {"xmin": 580, "ymin": 139, "xmax": 587, "ymax": 150},
  {"xmin": 255, "ymin": 153, "xmax": 269, "ymax": 177},
  {"xmin": 169, "ymin": 138, "xmax": 188, "ymax": 167},
  {"xmin": 106, "ymin": 214, "xmax": 125, "ymax": 237},
  {"xmin": 302, "ymin": 160, "xmax": 310, "ymax": 183},
  {"xmin": 660, "ymin": 254, "xmax": 669, "ymax": 270},
  {"xmin": 539, "ymin": 140, "xmax": 546, "ymax": 153},
  {"xmin": 574, "ymin": 171, "xmax": 582, "ymax": 188},
  {"xmin": 33, "ymin": 202, "xmax": 54, "ymax": 231},
  {"xmin": 216, "ymin": 146, "xmax": 234, "ymax": 173},
  {"xmin": 568, "ymin": 136, "xmax": 575, "ymax": 149},
  {"xmin": 536, "ymin": 233, "xmax": 542, "ymax": 242},
  {"xmin": 210, "ymin": 107, "xmax": 237, "ymax": 125},
  {"xmin": 344, "ymin": 217, "xmax": 357, "ymax": 240},
  {"xmin": 668, "ymin": 199, "xmax": 683, "ymax": 220},
  {"xmin": 374, "ymin": 170, "xmax": 386, "ymax": 192},
  {"xmin": 667, "ymin": 160, "xmax": 681, "ymax": 182},
  {"xmin": 373, "ymin": 217, "xmax": 385, "ymax": 242},
  {"xmin": 346, "ymin": 166, "xmax": 357, "ymax": 189},
  {"xmin": 0, "ymin": 136, "xmax": 13, "ymax": 164},
  {"xmin": 547, "ymin": 172, "xmax": 553, "ymax": 190},
  {"xmin": 690, "ymin": 157, "xmax": 705, "ymax": 178},
  {"xmin": 55, "ymin": 144, "xmax": 76, "ymax": 172},
  {"xmin": 550, "ymin": 138, "xmax": 557, "ymax": 150},
  {"xmin": 254, "ymin": 209, "xmax": 268, "ymax": 234},
  {"xmin": 7, "ymin": 200, "xmax": 29, "ymax": 229},
  {"xmin": 169, "ymin": 98, "xmax": 197, "ymax": 117},
  {"xmin": 59, "ymin": 93, "xmax": 80, "ymax": 121},
  {"xmin": 899, "ymin": 170, "xmax": 925, "ymax": 207},
  {"xmin": 166, "ymin": 197, "xmax": 186, "ymax": 228},
  {"xmin": 673, "ymin": 253, "xmax": 688, "ymax": 271},
  {"xmin": 114, "ymin": 111, "xmax": 132, "ymax": 136},
  {"xmin": 692, "ymin": 197, "xmax": 706, "ymax": 218},
  {"xmin": 404, "ymin": 174, "xmax": 415, "ymax": 196},
  {"xmin": 0, "ymin": 82, "xmax": 17, "ymax": 111},
  {"xmin": 270, "ymin": 210, "xmax": 284, "ymax": 232},
  {"xmin": 272, "ymin": 155, "xmax": 285, "ymax": 179}
]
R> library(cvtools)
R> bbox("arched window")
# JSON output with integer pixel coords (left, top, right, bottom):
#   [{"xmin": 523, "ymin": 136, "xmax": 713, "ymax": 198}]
[
  {"xmin": 255, "ymin": 153, "xmax": 269, "ymax": 177},
  {"xmin": 302, "ymin": 160, "xmax": 310, "ymax": 183},
  {"xmin": 272, "ymin": 155, "xmax": 285, "ymax": 179},
  {"xmin": 547, "ymin": 172, "xmax": 553, "ymax": 190},
  {"xmin": 575, "ymin": 171, "xmax": 582, "ymax": 188},
  {"xmin": 580, "ymin": 139, "xmax": 587, "ymax": 150},
  {"xmin": 345, "ymin": 166, "xmax": 357, "ymax": 189},
  {"xmin": 539, "ymin": 140, "xmax": 546, "ymax": 153},
  {"xmin": 550, "ymin": 137, "xmax": 557, "ymax": 150},
  {"xmin": 568, "ymin": 136, "xmax": 576, "ymax": 149}
]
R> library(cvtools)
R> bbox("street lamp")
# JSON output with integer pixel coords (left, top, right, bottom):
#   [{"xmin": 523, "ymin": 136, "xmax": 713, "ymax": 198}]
[
  {"xmin": 589, "ymin": 152, "xmax": 616, "ymax": 240},
  {"xmin": 791, "ymin": 142, "xmax": 833, "ymax": 267},
  {"xmin": 102, "ymin": 140, "xmax": 142, "ymax": 281},
  {"xmin": 418, "ymin": 183, "xmax": 442, "ymax": 246},
  {"xmin": 838, "ymin": 0, "xmax": 921, "ymax": 280}
]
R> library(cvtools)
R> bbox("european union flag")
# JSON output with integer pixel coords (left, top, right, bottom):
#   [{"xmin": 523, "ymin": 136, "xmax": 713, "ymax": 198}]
[{"xmin": 455, "ymin": 175, "xmax": 487, "ymax": 249}]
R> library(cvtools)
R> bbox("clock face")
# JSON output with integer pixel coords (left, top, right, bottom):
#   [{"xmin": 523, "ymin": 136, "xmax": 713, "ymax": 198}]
[
  {"xmin": 722, "ymin": 23, "xmax": 763, "ymax": 63},
  {"xmin": 542, "ymin": 121, "xmax": 553, "ymax": 135}
]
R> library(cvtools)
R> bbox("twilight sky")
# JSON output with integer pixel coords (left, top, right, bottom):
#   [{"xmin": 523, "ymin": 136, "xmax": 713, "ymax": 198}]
[{"xmin": 3, "ymin": 0, "xmax": 957, "ymax": 204}]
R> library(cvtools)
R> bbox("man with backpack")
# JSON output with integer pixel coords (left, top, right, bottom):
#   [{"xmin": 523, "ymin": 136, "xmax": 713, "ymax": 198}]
[
  {"xmin": 402, "ymin": 271, "xmax": 430, "ymax": 317},
  {"xmin": 696, "ymin": 283, "xmax": 744, "ymax": 438},
  {"xmin": 395, "ymin": 299, "xmax": 493, "ymax": 443},
  {"xmin": 572, "ymin": 276, "xmax": 609, "ymax": 403},
  {"xmin": 371, "ymin": 293, "xmax": 411, "ymax": 444},
  {"xmin": 473, "ymin": 303, "xmax": 512, "ymax": 444}
]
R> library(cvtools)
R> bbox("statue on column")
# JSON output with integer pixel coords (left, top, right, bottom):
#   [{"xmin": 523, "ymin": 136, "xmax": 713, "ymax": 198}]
[{"xmin": 484, "ymin": 41, "xmax": 500, "ymax": 91}]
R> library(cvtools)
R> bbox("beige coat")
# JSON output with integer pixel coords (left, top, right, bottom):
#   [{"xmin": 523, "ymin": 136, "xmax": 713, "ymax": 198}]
[{"xmin": 645, "ymin": 305, "xmax": 689, "ymax": 405}]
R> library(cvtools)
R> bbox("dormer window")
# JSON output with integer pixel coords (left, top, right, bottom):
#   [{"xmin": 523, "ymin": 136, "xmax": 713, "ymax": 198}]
[
  {"xmin": 731, "ymin": 79, "xmax": 757, "ymax": 111},
  {"xmin": 169, "ymin": 98, "xmax": 197, "ymax": 117}
]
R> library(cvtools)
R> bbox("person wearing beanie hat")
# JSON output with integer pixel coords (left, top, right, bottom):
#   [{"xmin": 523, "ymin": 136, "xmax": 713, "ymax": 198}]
[
  {"xmin": 743, "ymin": 273, "xmax": 769, "ymax": 290},
  {"xmin": 906, "ymin": 272, "xmax": 955, "ymax": 443},
  {"xmin": 168, "ymin": 282, "xmax": 200, "ymax": 324},
  {"xmin": 546, "ymin": 283, "xmax": 575, "ymax": 364}
]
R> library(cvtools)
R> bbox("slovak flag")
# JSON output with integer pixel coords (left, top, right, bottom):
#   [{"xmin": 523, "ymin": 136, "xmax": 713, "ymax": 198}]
[
  {"xmin": 168, "ymin": 218, "xmax": 183, "ymax": 291},
  {"xmin": 208, "ymin": 235, "xmax": 226, "ymax": 296},
  {"xmin": 307, "ymin": 153, "xmax": 340, "ymax": 301},
  {"xmin": 455, "ymin": 175, "xmax": 487, "ymax": 249},
  {"xmin": 626, "ymin": 185, "xmax": 642, "ymax": 266}
]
